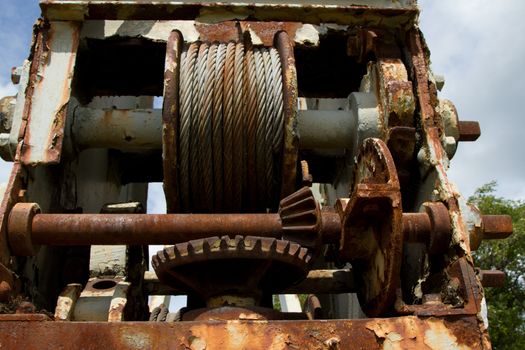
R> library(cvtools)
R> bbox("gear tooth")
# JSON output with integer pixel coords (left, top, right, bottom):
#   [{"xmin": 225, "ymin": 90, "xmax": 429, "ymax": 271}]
[
  {"xmin": 191, "ymin": 238, "xmax": 205, "ymax": 254},
  {"xmin": 279, "ymin": 186, "xmax": 311, "ymax": 209},
  {"xmin": 279, "ymin": 187, "xmax": 320, "ymax": 248},
  {"xmin": 260, "ymin": 237, "xmax": 273, "ymax": 253},
  {"xmin": 206, "ymin": 236, "xmax": 220, "ymax": 251},
  {"xmin": 244, "ymin": 236, "xmax": 255, "ymax": 251},
  {"xmin": 288, "ymin": 242, "xmax": 300, "ymax": 257},
  {"xmin": 275, "ymin": 239, "xmax": 287, "ymax": 254},
  {"xmin": 176, "ymin": 242, "xmax": 188, "ymax": 257},
  {"xmin": 303, "ymin": 250, "xmax": 313, "ymax": 265}
]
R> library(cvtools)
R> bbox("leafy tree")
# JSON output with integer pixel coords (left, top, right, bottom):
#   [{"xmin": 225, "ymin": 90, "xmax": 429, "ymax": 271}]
[{"xmin": 469, "ymin": 182, "xmax": 525, "ymax": 349}]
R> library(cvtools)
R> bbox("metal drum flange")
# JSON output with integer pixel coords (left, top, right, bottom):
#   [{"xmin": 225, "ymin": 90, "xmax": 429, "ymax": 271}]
[{"xmin": 337, "ymin": 138, "xmax": 403, "ymax": 317}]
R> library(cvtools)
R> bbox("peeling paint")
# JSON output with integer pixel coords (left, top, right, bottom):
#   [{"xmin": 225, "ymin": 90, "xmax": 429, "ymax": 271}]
[{"xmin": 294, "ymin": 24, "xmax": 320, "ymax": 46}]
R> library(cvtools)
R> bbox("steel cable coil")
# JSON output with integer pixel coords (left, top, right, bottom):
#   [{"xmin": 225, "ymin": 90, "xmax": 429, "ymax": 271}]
[{"xmin": 176, "ymin": 41, "xmax": 286, "ymax": 213}]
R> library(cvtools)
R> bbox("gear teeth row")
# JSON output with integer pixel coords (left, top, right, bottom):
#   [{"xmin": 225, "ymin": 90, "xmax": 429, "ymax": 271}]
[
  {"xmin": 152, "ymin": 235, "xmax": 313, "ymax": 294},
  {"xmin": 153, "ymin": 235, "xmax": 312, "ymax": 267},
  {"xmin": 279, "ymin": 187, "xmax": 321, "ymax": 247}
]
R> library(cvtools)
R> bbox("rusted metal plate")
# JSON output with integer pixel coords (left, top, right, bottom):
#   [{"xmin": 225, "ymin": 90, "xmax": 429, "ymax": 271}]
[
  {"xmin": 20, "ymin": 21, "xmax": 79, "ymax": 165},
  {"xmin": 0, "ymin": 315, "xmax": 485, "ymax": 349},
  {"xmin": 0, "ymin": 162, "xmax": 25, "ymax": 265},
  {"xmin": 338, "ymin": 138, "xmax": 403, "ymax": 317},
  {"xmin": 40, "ymin": 1, "xmax": 418, "ymax": 25},
  {"xmin": 162, "ymin": 30, "xmax": 183, "ymax": 213},
  {"xmin": 276, "ymin": 31, "xmax": 299, "ymax": 199}
]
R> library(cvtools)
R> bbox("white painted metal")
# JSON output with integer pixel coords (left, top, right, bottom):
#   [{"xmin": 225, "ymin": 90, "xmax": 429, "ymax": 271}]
[
  {"xmin": 278, "ymin": 294, "xmax": 302, "ymax": 313},
  {"xmin": 68, "ymin": 104, "xmax": 376, "ymax": 151},
  {"xmin": 22, "ymin": 22, "xmax": 79, "ymax": 165}
]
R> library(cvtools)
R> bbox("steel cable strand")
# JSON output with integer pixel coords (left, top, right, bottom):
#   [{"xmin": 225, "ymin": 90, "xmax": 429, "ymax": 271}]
[
  {"xmin": 253, "ymin": 48, "xmax": 268, "ymax": 208},
  {"xmin": 244, "ymin": 46, "xmax": 258, "ymax": 210},
  {"xmin": 232, "ymin": 43, "xmax": 245, "ymax": 211},
  {"xmin": 269, "ymin": 47, "xmax": 284, "ymax": 153},
  {"xmin": 222, "ymin": 42, "xmax": 236, "ymax": 210},
  {"xmin": 200, "ymin": 43, "xmax": 217, "ymax": 210},
  {"xmin": 212, "ymin": 43, "xmax": 226, "ymax": 211},
  {"xmin": 191, "ymin": 43, "xmax": 209, "ymax": 211},
  {"xmin": 261, "ymin": 48, "xmax": 275, "ymax": 206},
  {"xmin": 270, "ymin": 47, "xmax": 285, "ymax": 198},
  {"xmin": 179, "ymin": 43, "xmax": 198, "ymax": 211}
]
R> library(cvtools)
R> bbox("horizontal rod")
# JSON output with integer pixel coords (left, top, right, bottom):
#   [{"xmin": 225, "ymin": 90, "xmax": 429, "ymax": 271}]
[
  {"xmin": 71, "ymin": 107, "xmax": 355, "ymax": 151},
  {"xmin": 31, "ymin": 213, "xmax": 285, "ymax": 245}
]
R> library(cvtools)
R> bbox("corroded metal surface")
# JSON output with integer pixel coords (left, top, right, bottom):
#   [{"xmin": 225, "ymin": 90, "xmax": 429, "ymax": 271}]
[
  {"xmin": 7, "ymin": 202, "xmax": 41, "ymax": 256},
  {"xmin": 162, "ymin": 30, "xmax": 183, "ymax": 213},
  {"xmin": 152, "ymin": 236, "xmax": 312, "ymax": 305},
  {"xmin": 458, "ymin": 121, "xmax": 481, "ymax": 142},
  {"xmin": 279, "ymin": 187, "xmax": 320, "ymax": 248},
  {"xmin": 478, "ymin": 269, "xmax": 506, "ymax": 288},
  {"xmin": 183, "ymin": 306, "xmax": 307, "ymax": 321},
  {"xmin": 20, "ymin": 21, "xmax": 80, "ymax": 165},
  {"xmin": 0, "ymin": 163, "xmax": 25, "ymax": 265},
  {"xmin": 0, "ymin": 1, "xmax": 510, "ymax": 347},
  {"xmin": 54, "ymin": 284, "xmax": 82, "ymax": 321},
  {"xmin": 0, "ymin": 263, "xmax": 15, "ymax": 302},
  {"xmin": 338, "ymin": 138, "xmax": 403, "ymax": 316},
  {"xmin": 0, "ymin": 315, "xmax": 485, "ymax": 349},
  {"xmin": 275, "ymin": 31, "xmax": 299, "ymax": 199},
  {"xmin": 40, "ymin": 0, "xmax": 418, "ymax": 25}
]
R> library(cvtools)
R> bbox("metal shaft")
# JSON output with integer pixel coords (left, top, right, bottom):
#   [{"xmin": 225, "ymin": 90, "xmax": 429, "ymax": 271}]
[
  {"xmin": 30, "ymin": 213, "xmax": 284, "ymax": 245},
  {"xmin": 70, "ymin": 107, "xmax": 355, "ymax": 151}
]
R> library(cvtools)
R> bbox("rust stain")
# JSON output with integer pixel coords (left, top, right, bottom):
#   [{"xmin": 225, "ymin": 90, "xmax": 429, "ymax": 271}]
[
  {"xmin": 195, "ymin": 21, "xmax": 302, "ymax": 47},
  {"xmin": 0, "ymin": 162, "xmax": 24, "ymax": 265},
  {"xmin": 0, "ymin": 316, "xmax": 487, "ymax": 349}
]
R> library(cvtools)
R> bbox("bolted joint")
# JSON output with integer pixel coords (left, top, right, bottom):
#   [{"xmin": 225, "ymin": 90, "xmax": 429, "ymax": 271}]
[{"xmin": 8, "ymin": 202, "xmax": 41, "ymax": 256}]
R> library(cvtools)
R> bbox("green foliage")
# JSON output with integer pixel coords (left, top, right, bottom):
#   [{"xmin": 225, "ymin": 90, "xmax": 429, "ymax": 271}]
[{"xmin": 469, "ymin": 182, "xmax": 525, "ymax": 349}]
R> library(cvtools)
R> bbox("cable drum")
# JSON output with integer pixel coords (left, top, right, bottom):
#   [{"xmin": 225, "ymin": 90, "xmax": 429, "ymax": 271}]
[{"xmin": 170, "ymin": 40, "xmax": 288, "ymax": 213}]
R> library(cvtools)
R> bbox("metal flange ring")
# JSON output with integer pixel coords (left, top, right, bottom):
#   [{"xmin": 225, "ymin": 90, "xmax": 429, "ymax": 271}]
[
  {"xmin": 337, "ymin": 138, "xmax": 403, "ymax": 317},
  {"xmin": 8, "ymin": 202, "xmax": 41, "ymax": 256}
]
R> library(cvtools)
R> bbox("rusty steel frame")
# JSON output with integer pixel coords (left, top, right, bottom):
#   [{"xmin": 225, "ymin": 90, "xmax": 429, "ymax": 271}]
[
  {"xmin": 40, "ymin": 0, "xmax": 418, "ymax": 24},
  {"xmin": 0, "ymin": 3, "xmax": 513, "ymax": 350},
  {"xmin": 19, "ymin": 21, "xmax": 80, "ymax": 165},
  {"xmin": 7, "ymin": 200, "xmax": 511, "ymax": 257},
  {"xmin": 0, "ymin": 315, "xmax": 486, "ymax": 349}
]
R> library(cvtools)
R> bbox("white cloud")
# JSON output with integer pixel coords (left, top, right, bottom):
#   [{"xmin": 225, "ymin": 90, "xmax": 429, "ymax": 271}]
[
  {"xmin": 0, "ymin": 80, "xmax": 16, "ymax": 99},
  {"xmin": 419, "ymin": 0, "xmax": 525, "ymax": 199}
]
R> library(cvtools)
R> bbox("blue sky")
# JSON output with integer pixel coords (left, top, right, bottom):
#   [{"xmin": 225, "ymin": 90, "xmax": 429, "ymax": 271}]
[{"xmin": 0, "ymin": 0, "xmax": 524, "ymax": 201}]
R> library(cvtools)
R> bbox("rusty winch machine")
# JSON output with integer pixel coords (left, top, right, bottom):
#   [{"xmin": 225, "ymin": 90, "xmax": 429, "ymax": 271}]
[{"xmin": 0, "ymin": 1, "xmax": 513, "ymax": 348}]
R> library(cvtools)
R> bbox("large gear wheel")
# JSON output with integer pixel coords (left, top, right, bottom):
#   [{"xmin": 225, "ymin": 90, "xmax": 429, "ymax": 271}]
[{"xmin": 152, "ymin": 235, "xmax": 312, "ymax": 305}]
